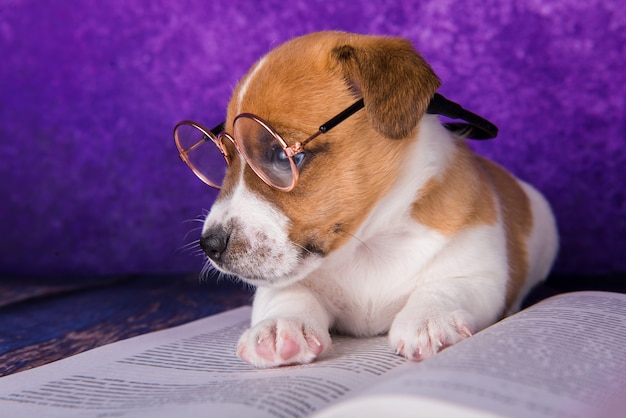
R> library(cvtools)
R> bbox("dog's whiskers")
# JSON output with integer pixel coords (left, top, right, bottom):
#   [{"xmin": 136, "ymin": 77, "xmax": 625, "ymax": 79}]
[
  {"xmin": 291, "ymin": 241, "xmax": 314, "ymax": 256},
  {"xmin": 182, "ymin": 226, "xmax": 203, "ymax": 242},
  {"xmin": 177, "ymin": 211, "xmax": 210, "ymax": 254},
  {"xmin": 183, "ymin": 211, "xmax": 208, "ymax": 225},
  {"xmin": 199, "ymin": 260, "xmax": 254, "ymax": 293},
  {"xmin": 182, "ymin": 218, "xmax": 206, "ymax": 225},
  {"xmin": 176, "ymin": 239, "xmax": 201, "ymax": 254},
  {"xmin": 336, "ymin": 228, "xmax": 373, "ymax": 253},
  {"xmin": 199, "ymin": 259, "xmax": 216, "ymax": 283}
]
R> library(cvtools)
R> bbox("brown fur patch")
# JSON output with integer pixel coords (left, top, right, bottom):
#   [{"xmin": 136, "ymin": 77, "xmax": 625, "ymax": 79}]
[
  {"xmin": 332, "ymin": 36, "xmax": 440, "ymax": 139},
  {"xmin": 478, "ymin": 158, "xmax": 533, "ymax": 310},
  {"xmin": 411, "ymin": 142, "xmax": 498, "ymax": 233},
  {"xmin": 411, "ymin": 144, "xmax": 533, "ymax": 311}
]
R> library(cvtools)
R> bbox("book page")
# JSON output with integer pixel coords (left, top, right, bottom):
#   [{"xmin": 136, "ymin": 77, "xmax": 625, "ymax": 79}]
[
  {"xmin": 2, "ymin": 292, "xmax": 624, "ymax": 417},
  {"xmin": 317, "ymin": 291, "xmax": 626, "ymax": 418},
  {"xmin": 0, "ymin": 306, "xmax": 416, "ymax": 417}
]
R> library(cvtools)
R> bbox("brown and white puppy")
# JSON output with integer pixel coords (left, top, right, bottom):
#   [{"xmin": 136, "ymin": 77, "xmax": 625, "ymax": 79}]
[{"xmin": 200, "ymin": 31, "xmax": 559, "ymax": 368}]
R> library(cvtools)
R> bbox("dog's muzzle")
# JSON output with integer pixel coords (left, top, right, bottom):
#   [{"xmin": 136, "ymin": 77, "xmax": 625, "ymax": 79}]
[
  {"xmin": 198, "ymin": 219, "xmax": 324, "ymax": 286},
  {"xmin": 199, "ymin": 221, "xmax": 295, "ymax": 282}
]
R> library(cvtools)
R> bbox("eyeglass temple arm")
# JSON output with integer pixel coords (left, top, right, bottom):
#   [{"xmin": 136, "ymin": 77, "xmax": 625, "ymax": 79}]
[
  {"xmin": 316, "ymin": 93, "xmax": 497, "ymax": 139},
  {"xmin": 210, "ymin": 123, "xmax": 225, "ymax": 136},
  {"xmin": 298, "ymin": 99, "xmax": 365, "ymax": 148},
  {"xmin": 319, "ymin": 99, "xmax": 365, "ymax": 133},
  {"xmin": 426, "ymin": 93, "xmax": 498, "ymax": 139}
]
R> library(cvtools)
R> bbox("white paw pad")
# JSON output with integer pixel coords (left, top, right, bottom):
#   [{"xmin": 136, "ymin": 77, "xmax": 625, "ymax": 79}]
[
  {"xmin": 389, "ymin": 311, "xmax": 474, "ymax": 361},
  {"xmin": 236, "ymin": 318, "xmax": 330, "ymax": 368}
]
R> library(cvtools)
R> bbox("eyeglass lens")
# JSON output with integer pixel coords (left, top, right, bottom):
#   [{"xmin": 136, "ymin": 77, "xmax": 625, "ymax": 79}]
[
  {"xmin": 233, "ymin": 116, "xmax": 296, "ymax": 190},
  {"xmin": 175, "ymin": 123, "xmax": 229, "ymax": 188}
]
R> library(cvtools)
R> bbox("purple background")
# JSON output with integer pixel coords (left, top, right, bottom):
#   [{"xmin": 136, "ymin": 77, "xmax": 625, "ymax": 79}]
[{"xmin": 1, "ymin": 0, "xmax": 624, "ymax": 278}]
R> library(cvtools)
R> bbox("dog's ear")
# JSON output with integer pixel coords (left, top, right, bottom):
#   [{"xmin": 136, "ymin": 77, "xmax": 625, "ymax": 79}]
[{"xmin": 332, "ymin": 36, "xmax": 441, "ymax": 139}]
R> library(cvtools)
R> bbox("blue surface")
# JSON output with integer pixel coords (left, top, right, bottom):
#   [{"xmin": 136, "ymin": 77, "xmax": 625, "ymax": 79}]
[{"xmin": 0, "ymin": 274, "xmax": 252, "ymax": 374}]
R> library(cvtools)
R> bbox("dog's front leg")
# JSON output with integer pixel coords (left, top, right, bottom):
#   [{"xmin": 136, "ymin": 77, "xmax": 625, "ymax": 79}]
[
  {"xmin": 237, "ymin": 285, "xmax": 332, "ymax": 368},
  {"xmin": 388, "ymin": 277, "xmax": 502, "ymax": 361}
]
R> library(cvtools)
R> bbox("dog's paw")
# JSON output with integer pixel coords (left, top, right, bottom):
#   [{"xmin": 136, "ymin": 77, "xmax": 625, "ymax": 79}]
[
  {"xmin": 389, "ymin": 310, "xmax": 474, "ymax": 361},
  {"xmin": 236, "ymin": 318, "xmax": 331, "ymax": 368}
]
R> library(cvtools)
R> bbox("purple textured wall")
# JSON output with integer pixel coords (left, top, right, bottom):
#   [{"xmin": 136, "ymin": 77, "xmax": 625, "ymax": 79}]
[{"xmin": 1, "ymin": 0, "xmax": 624, "ymax": 277}]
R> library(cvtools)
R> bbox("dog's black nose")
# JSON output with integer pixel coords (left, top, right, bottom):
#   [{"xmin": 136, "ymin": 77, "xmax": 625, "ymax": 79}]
[{"xmin": 199, "ymin": 228, "xmax": 230, "ymax": 262}]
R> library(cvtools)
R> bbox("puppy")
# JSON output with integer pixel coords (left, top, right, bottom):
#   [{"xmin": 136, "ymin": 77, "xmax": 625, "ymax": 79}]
[{"xmin": 184, "ymin": 31, "xmax": 559, "ymax": 368}]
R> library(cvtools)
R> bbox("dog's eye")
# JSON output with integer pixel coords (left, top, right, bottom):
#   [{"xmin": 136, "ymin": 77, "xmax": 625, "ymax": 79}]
[
  {"xmin": 267, "ymin": 146, "xmax": 305, "ymax": 172},
  {"xmin": 292, "ymin": 152, "xmax": 305, "ymax": 167}
]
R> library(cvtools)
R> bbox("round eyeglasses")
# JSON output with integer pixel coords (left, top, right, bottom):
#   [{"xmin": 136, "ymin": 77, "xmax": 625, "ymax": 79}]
[
  {"xmin": 174, "ymin": 93, "xmax": 499, "ymax": 192},
  {"xmin": 174, "ymin": 100, "xmax": 365, "ymax": 192}
]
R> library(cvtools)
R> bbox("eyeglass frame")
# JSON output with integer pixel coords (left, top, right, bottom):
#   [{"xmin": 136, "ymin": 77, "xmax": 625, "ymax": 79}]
[
  {"xmin": 174, "ymin": 93, "xmax": 498, "ymax": 192},
  {"xmin": 174, "ymin": 99, "xmax": 366, "ymax": 192}
]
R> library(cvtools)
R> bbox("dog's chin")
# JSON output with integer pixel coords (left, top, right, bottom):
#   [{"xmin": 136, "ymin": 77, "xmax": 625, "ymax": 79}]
[{"xmin": 208, "ymin": 255, "xmax": 323, "ymax": 289}]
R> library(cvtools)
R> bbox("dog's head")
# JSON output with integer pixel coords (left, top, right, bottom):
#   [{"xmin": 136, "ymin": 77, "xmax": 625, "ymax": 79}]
[{"xmin": 200, "ymin": 31, "xmax": 440, "ymax": 286}]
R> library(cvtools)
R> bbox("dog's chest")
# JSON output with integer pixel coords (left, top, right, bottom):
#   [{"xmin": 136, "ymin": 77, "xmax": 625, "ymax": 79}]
[
  {"xmin": 303, "ymin": 232, "xmax": 426, "ymax": 336},
  {"xmin": 309, "ymin": 277, "xmax": 409, "ymax": 336}
]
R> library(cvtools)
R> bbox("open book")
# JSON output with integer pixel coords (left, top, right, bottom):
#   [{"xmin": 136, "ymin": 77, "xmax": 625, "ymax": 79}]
[{"xmin": 0, "ymin": 291, "xmax": 624, "ymax": 417}]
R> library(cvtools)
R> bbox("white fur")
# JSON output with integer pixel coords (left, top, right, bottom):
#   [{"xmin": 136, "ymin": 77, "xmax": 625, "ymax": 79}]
[{"xmin": 236, "ymin": 56, "xmax": 266, "ymax": 115}]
